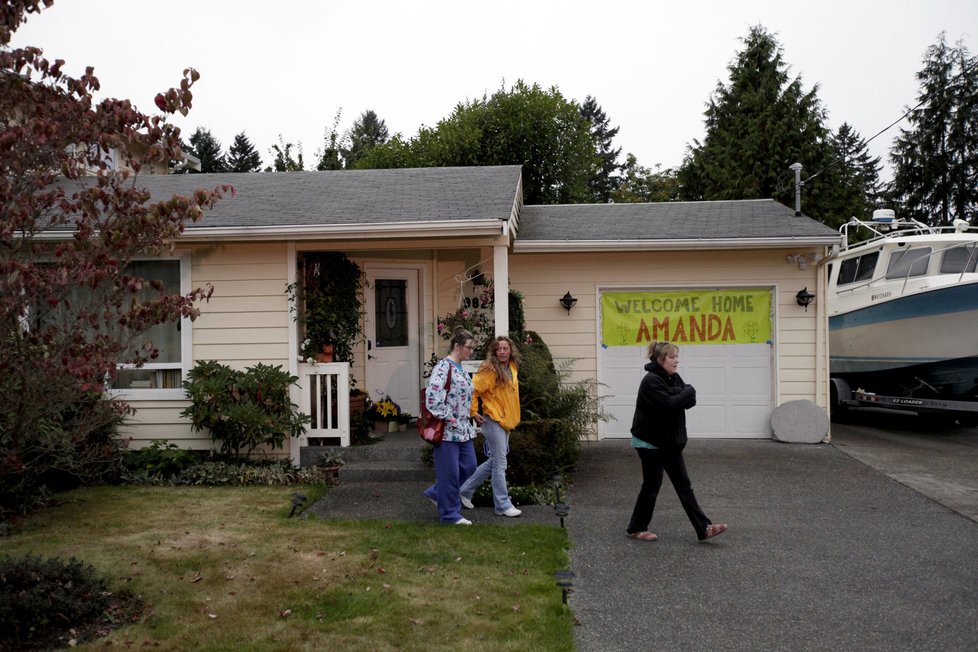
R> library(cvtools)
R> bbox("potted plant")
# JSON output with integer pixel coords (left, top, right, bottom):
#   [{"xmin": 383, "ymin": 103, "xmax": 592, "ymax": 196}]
[
  {"xmin": 288, "ymin": 252, "xmax": 365, "ymax": 363},
  {"xmin": 316, "ymin": 450, "xmax": 345, "ymax": 485},
  {"xmin": 373, "ymin": 395, "xmax": 402, "ymax": 433}
]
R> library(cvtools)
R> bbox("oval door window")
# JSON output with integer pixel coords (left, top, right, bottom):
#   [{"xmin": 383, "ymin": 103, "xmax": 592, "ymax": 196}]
[{"xmin": 374, "ymin": 279, "xmax": 407, "ymax": 347}]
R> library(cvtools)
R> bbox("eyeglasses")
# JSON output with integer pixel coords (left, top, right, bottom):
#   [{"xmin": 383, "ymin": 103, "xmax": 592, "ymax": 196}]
[{"xmin": 463, "ymin": 343, "xmax": 476, "ymax": 351}]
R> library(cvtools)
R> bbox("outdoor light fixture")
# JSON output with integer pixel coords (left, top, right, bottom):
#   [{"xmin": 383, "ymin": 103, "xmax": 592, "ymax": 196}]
[
  {"xmin": 559, "ymin": 291, "xmax": 578, "ymax": 314},
  {"xmin": 554, "ymin": 502, "xmax": 570, "ymax": 528},
  {"xmin": 795, "ymin": 287, "xmax": 816, "ymax": 311},
  {"xmin": 289, "ymin": 491, "xmax": 307, "ymax": 518},
  {"xmin": 554, "ymin": 569, "xmax": 576, "ymax": 605}
]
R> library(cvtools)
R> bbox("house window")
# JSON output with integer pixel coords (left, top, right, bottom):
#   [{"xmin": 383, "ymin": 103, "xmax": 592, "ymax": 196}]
[
  {"xmin": 885, "ymin": 248, "xmax": 931, "ymax": 279},
  {"xmin": 939, "ymin": 245, "xmax": 978, "ymax": 274},
  {"xmin": 837, "ymin": 252, "xmax": 879, "ymax": 285},
  {"xmin": 110, "ymin": 257, "xmax": 190, "ymax": 397}
]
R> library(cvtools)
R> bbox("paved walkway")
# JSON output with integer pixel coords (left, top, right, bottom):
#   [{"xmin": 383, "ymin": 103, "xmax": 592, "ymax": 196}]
[{"xmin": 309, "ymin": 432, "xmax": 978, "ymax": 651}]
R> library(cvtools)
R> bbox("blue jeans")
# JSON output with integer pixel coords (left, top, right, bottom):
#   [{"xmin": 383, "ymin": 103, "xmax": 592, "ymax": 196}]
[
  {"xmin": 459, "ymin": 418, "xmax": 515, "ymax": 512},
  {"xmin": 423, "ymin": 439, "xmax": 476, "ymax": 523}
]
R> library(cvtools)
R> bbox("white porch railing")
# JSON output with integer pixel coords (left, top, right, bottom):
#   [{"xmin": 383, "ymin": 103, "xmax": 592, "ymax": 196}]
[{"xmin": 295, "ymin": 362, "xmax": 350, "ymax": 461}]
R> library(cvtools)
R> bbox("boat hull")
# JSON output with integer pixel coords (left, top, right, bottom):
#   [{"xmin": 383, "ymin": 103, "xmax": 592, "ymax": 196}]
[{"xmin": 829, "ymin": 283, "xmax": 978, "ymax": 399}]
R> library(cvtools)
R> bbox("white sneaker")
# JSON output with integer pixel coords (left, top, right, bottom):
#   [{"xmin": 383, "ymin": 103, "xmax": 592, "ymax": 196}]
[
  {"xmin": 460, "ymin": 496, "xmax": 474, "ymax": 510},
  {"xmin": 495, "ymin": 506, "xmax": 522, "ymax": 517},
  {"xmin": 453, "ymin": 517, "xmax": 472, "ymax": 525}
]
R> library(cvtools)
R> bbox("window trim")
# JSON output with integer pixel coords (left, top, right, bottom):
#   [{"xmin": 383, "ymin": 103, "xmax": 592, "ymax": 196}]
[{"xmin": 108, "ymin": 251, "xmax": 192, "ymax": 401}]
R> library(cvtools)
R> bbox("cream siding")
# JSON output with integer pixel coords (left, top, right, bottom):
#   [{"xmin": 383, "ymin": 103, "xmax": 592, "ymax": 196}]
[
  {"xmin": 123, "ymin": 242, "xmax": 292, "ymax": 447},
  {"xmin": 509, "ymin": 247, "xmax": 828, "ymax": 409}
]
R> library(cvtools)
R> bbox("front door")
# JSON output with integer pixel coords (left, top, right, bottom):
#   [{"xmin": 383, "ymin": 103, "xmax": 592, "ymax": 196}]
[{"xmin": 365, "ymin": 266, "xmax": 421, "ymax": 415}]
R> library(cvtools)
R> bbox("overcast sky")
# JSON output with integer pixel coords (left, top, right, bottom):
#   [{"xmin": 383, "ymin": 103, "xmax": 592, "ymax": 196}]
[{"xmin": 10, "ymin": 0, "xmax": 978, "ymax": 179}]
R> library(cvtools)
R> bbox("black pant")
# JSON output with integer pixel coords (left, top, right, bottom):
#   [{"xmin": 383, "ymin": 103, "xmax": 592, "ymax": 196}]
[{"xmin": 627, "ymin": 446, "xmax": 712, "ymax": 539}]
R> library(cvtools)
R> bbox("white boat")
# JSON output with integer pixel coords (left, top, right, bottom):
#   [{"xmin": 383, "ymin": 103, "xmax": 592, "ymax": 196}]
[{"xmin": 827, "ymin": 209, "xmax": 978, "ymax": 403}]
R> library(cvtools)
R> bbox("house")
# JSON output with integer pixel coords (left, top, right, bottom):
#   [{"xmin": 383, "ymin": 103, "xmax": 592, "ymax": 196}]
[{"xmin": 90, "ymin": 165, "xmax": 840, "ymax": 458}]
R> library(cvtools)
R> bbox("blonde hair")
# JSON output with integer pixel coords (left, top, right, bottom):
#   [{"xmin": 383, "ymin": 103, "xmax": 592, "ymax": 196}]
[
  {"xmin": 481, "ymin": 336, "xmax": 521, "ymax": 385},
  {"xmin": 647, "ymin": 340, "xmax": 678, "ymax": 363}
]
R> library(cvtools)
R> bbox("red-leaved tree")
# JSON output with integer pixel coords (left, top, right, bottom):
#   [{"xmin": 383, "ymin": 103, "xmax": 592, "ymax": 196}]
[{"xmin": 0, "ymin": 0, "xmax": 231, "ymax": 518}]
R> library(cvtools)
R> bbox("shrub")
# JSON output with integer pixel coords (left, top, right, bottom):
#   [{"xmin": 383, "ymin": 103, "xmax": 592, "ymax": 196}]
[
  {"xmin": 0, "ymin": 554, "xmax": 140, "ymax": 651},
  {"xmin": 0, "ymin": 390, "xmax": 129, "ymax": 522},
  {"xmin": 122, "ymin": 457, "xmax": 330, "ymax": 487},
  {"xmin": 122, "ymin": 439, "xmax": 199, "ymax": 480},
  {"xmin": 180, "ymin": 361, "xmax": 311, "ymax": 459},
  {"xmin": 508, "ymin": 331, "xmax": 599, "ymax": 485}
]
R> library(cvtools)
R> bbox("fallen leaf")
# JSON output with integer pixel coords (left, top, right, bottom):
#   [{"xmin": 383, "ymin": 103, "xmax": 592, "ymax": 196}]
[
  {"xmin": 279, "ymin": 609, "xmax": 292, "ymax": 618},
  {"xmin": 208, "ymin": 614, "xmax": 217, "ymax": 619},
  {"xmin": 512, "ymin": 604, "xmax": 521, "ymax": 611},
  {"xmin": 377, "ymin": 568, "xmax": 386, "ymax": 574},
  {"xmin": 409, "ymin": 618, "xmax": 424, "ymax": 626}
]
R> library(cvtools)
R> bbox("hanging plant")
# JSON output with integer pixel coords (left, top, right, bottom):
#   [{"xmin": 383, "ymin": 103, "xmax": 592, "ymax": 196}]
[{"xmin": 287, "ymin": 252, "xmax": 365, "ymax": 363}]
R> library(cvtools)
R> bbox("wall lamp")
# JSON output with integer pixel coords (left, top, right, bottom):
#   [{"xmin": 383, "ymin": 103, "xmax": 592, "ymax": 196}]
[
  {"xmin": 559, "ymin": 291, "xmax": 578, "ymax": 314},
  {"xmin": 795, "ymin": 287, "xmax": 816, "ymax": 311}
]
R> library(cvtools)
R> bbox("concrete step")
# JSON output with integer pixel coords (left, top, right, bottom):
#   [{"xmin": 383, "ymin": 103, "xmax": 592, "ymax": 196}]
[{"xmin": 303, "ymin": 439, "xmax": 430, "ymax": 483}]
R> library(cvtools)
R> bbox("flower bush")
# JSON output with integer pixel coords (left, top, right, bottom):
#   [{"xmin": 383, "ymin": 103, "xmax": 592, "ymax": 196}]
[
  {"xmin": 437, "ymin": 306, "xmax": 493, "ymax": 357},
  {"xmin": 372, "ymin": 395, "xmax": 402, "ymax": 422}
]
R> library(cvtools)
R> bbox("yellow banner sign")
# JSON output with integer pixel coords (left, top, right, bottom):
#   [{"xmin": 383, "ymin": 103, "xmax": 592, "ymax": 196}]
[{"xmin": 601, "ymin": 289, "xmax": 771, "ymax": 346}]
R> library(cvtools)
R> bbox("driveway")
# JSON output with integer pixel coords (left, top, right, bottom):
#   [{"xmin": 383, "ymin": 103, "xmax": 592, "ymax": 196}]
[{"xmin": 830, "ymin": 409, "xmax": 978, "ymax": 522}]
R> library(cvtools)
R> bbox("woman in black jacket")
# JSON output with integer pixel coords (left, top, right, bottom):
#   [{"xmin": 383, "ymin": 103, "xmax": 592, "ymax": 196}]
[{"xmin": 626, "ymin": 341, "xmax": 727, "ymax": 542}]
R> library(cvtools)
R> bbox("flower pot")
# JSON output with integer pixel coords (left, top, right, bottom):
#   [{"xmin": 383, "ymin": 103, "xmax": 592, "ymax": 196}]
[
  {"xmin": 398, "ymin": 423, "xmax": 407, "ymax": 432},
  {"xmin": 314, "ymin": 344, "xmax": 334, "ymax": 363},
  {"xmin": 387, "ymin": 421, "xmax": 398, "ymax": 433},
  {"xmin": 349, "ymin": 393, "xmax": 367, "ymax": 417}
]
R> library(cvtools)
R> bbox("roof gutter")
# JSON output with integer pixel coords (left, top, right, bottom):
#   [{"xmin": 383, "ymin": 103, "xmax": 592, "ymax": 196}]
[
  {"xmin": 36, "ymin": 219, "xmax": 507, "ymax": 243},
  {"xmin": 512, "ymin": 236, "xmax": 843, "ymax": 253}
]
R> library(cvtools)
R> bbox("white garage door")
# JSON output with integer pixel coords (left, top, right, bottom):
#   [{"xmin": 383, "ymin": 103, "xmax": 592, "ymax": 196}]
[{"xmin": 598, "ymin": 288, "xmax": 774, "ymax": 439}]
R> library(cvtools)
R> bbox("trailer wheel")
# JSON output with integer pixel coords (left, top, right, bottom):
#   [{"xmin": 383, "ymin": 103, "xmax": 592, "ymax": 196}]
[{"xmin": 830, "ymin": 379, "xmax": 851, "ymax": 423}]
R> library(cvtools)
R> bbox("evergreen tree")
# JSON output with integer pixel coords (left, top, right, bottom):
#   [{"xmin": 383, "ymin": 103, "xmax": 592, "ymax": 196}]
[
  {"xmin": 677, "ymin": 25, "xmax": 839, "ymax": 224},
  {"xmin": 227, "ymin": 131, "xmax": 263, "ymax": 173},
  {"xmin": 580, "ymin": 95, "xmax": 623, "ymax": 202},
  {"xmin": 357, "ymin": 80, "xmax": 599, "ymax": 205},
  {"xmin": 890, "ymin": 34, "xmax": 978, "ymax": 225},
  {"xmin": 343, "ymin": 109, "xmax": 388, "ymax": 169},
  {"xmin": 316, "ymin": 109, "xmax": 345, "ymax": 171},
  {"xmin": 823, "ymin": 123, "xmax": 885, "ymax": 228},
  {"xmin": 185, "ymin": 127, "xmax": 228, "ymax": 173}
]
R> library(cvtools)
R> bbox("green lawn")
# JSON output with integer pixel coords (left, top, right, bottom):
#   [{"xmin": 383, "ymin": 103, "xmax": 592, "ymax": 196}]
[{"xmin": 2, "ymin": 485, "xmax": 575, "ymax": 651}]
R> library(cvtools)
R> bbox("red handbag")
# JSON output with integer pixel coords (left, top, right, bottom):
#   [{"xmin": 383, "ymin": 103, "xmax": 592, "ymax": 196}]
[{"xmin": 418, "ymin": 365, "xmax": 452, "ymax": 445}]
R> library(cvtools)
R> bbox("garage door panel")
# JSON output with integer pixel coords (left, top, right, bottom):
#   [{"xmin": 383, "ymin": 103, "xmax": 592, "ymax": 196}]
[{"xmin": 599, "ymin": 292, "xmax": 774, "ymax": 440}]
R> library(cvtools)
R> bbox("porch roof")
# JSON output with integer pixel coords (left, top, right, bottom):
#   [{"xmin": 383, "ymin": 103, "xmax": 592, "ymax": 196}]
[{"xmin": 513, "ymin": 199, "xmax": 843, "ymax": 252}]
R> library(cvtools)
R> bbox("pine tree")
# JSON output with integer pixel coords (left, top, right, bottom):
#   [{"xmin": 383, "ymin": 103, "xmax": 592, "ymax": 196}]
[
  {"xmin": 185, "ymin": 127, "xmax": 228, "ymax": 173},
  {"xmin": 344, "ymin": 110, "xmax": 389, "ymax": 169},
  {"xmin": 580, "ymin": 95, "xmax": 623, "ymax": 202},
  {"xmin": 823, "ymin": 123, "xmax": 885, "ymax": 228},
  {"xmin": 227, "ymin": 132, "xmax": 262, "ymax": 173},
  {"xmin": 677, "ymin": 25, "xmax": 838, "ymax": 223},
  {"xmin": 890, "ymin": 34, "xmax": 978, "ymax": 225}
]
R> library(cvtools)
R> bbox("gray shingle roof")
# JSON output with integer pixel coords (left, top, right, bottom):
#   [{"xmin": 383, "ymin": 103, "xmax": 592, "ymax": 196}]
[
  {"xmin": 517, "ymin": 199, "xmax": 840, "ymax": 245},
  {"xmin": 131, "ymin": 165, "xmax": 522, "ymax": 228}
]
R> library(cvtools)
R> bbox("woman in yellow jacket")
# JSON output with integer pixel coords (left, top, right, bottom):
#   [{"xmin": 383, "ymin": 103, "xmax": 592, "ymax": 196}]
[{"xmin": 459, "ymin": 336, "xmax": 522, "ymax": 517}]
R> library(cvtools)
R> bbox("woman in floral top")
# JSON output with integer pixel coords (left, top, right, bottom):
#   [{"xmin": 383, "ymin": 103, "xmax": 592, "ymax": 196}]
[{"xmin": 422, "ymin": 328, "xmax": 479, "ymax": 524}]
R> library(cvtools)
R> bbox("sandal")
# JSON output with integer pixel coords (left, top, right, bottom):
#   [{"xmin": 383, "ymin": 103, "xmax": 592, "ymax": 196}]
[
  {"xmin": 626, "ymin": 531, "xmax": 658, "ymax": 542},
  {"xmin": 701, "ymin": 523, "xmax": 728, "ymax": 541}
]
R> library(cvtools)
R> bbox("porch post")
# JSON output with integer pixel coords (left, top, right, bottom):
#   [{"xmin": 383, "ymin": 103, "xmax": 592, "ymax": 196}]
[{"xmin": 493, "ymin": 244, "xmax": 509, "ymax": 336}]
